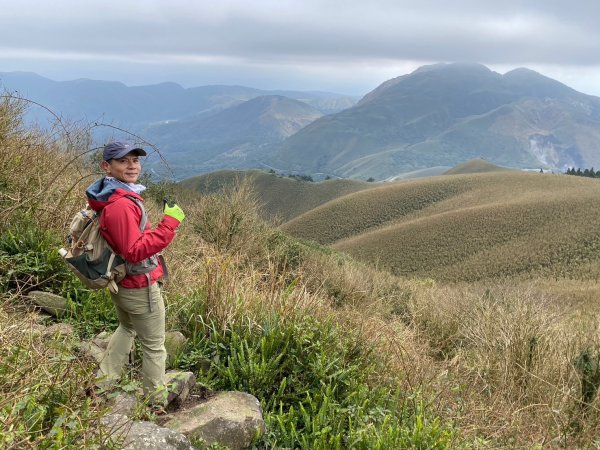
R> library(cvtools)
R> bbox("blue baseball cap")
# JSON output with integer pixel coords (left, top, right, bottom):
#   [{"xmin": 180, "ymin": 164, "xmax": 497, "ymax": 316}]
[{"xmin": 102, "ymin": 141, "xmax": 147, "ymax": 161}]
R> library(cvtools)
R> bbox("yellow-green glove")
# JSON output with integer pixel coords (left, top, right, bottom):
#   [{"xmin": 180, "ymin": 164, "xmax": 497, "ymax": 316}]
[{"xmin": 163, "ymin": 202, "xmax": 185, "ymax": 223}]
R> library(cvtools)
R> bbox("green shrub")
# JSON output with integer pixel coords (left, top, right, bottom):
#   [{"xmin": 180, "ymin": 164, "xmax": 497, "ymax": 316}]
[
  {"xmin": 176, "ymin": 313, "xmax": 456, "ymax": 449},
  {"xmin": 575, "ymin": 348, "xmax": 600, "ymax": 407},
  {"xmin": 63, "ymin": 288, "xmax": 118, "ymax": 339},
  {"xmin": 0, "ymin": 222, "xmax": 73, "ymax": 294}
]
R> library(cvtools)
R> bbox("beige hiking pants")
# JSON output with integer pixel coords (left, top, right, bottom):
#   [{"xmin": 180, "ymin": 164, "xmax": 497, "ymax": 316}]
[{"xmin": 98, "ymin": 282, "xmax": 167, "ymax": 404}]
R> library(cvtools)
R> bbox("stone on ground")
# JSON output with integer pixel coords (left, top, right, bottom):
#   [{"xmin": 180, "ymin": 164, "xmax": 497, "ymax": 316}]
[
  {"xmin": 93, "ymin": 331, "xmax": 111, "ymax": 349},
  {"xmin": 163, "ymin": 391, "xmax": 265, "ymax": 450},
  {"xmin": 27, "ymin": 291, "xmax": 69, "ymax": 318},
  {"xmin": 108, "ymin": 392, "xmax": 138, "ymax": 417},
  {"xmin": 43, "ymin": 322, "xmax": 75, "ymax": 339},
  {"xmin": 165, "ymin": 331, "xmax": 187, "ymax": 368},
  {"xmin": 101, "ymin": 413, "xmax": 195, "ymax": 450},
  {"xmin": 79, "ymin": 331, "xmax": 113, "ymax": 363},
  {"xmin": 166, "ymin": 371, "xmax": 195, "ymax": 406}
]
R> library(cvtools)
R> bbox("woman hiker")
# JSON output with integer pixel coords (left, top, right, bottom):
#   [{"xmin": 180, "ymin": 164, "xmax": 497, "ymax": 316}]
[{"xmin": 85, "ymin": 141, "xmax": 185, "ymax": 408}]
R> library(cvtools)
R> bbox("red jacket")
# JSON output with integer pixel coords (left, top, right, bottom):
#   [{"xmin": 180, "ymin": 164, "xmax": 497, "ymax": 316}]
[{"xmin": 87, "ymin": 188, "xmax": 181, "ymax": 288}]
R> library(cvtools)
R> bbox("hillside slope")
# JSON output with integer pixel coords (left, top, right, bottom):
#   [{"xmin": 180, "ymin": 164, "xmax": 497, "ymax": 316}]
[
  {"xmin": 181, "ymin": 170, "xmax": 373, "ymax": 222},
  {"xmin": 443, "ymin": 158, "xmax": 515, "ymax": 174},
  {"xmin": 281, "ymin": 172, "xmax": 600, "ymax": 280},
  {"xmin": 272, "ymin": 63, "xmax": 600, "ymax": 179},
  {"xmin": 146, "ymin": 96, "xmax": 323, "ymax": 178}
]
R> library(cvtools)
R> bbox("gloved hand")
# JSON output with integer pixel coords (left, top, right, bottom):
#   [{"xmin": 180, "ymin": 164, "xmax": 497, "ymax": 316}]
[{"xmin": 163, "ymin": 199, "xmax": 185, "ymax": 223}]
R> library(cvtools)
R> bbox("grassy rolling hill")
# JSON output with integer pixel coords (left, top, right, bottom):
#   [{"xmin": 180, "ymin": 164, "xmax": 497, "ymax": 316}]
[
  {"xmin": 281, "ymin": 172, "xmax": 600, "ymax": 280},
  {"xmin": 181, "ymin": 170, "xmax": 374, "ymax": 222},
  {"xmin": 443, "ymin": 158, "xmax": 515, "ymax": 175},
  {"xmin": 385, "ymin": 166, "xmax": 451, "ymax": 180}
]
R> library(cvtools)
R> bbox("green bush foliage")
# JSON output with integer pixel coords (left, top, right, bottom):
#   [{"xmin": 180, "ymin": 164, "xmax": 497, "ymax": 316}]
[{"xmin": 175, "ymin": 314, "xmax": 455, "ymax": 449}]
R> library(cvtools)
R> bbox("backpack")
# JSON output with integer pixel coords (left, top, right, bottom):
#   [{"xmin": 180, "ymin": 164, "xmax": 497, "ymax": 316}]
[{"xmin": 60, "ymin": 196, "xmax": 160, "ymax": 293}]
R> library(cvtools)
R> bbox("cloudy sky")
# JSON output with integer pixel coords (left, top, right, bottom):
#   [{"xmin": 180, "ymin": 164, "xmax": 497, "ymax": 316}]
[{"xmin": 2, "ymin": 0, "xmax": 600, "ymax": 96}]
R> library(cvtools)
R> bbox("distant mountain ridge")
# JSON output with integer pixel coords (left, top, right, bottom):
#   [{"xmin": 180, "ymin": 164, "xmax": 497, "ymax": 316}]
[
  {"xmin": 3, "ymin": 65, "xmax": 600, "ymax": 181},
  {"xmin": 0, "ymin": 71, "xmax": 356, "ymax": 128},
  {"xmin": 0, "ymin": 71, "xmax": 357, "ymax": 179},
  {"xmin": 272, "ymin": 63, "xmax": 600, "ymax": 179}
]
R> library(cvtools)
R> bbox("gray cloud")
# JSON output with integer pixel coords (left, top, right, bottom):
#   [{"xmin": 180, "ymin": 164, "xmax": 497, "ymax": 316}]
[{"xmin": 1, "ymin": 0, "xmax": 600, "ymax": 95}]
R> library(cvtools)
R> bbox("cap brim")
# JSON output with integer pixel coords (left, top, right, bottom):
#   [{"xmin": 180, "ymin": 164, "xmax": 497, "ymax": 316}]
[
  {"xmin": 131, "ymin": 148, "xmax": 147, "ymax": 156},
  {"xmin": 109, "ymin": 148, "xmax": 147, "ymax": 160}
]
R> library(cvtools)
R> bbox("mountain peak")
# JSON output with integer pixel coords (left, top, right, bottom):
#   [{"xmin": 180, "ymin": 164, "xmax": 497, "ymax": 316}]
[
  {"xmin": 502, "ymin": 67, "xmax": 576, "ymax": 97},
  {"xmin": 413, "ymin": 62, "xmax": 492, "ymax": 75},
  {"xmin": 276, "ymin": 62, "xmax": 600, "ymax": 179},
  {"xmin": 358, "ymin": 62, "xmax": 500, "ymax": 107}
]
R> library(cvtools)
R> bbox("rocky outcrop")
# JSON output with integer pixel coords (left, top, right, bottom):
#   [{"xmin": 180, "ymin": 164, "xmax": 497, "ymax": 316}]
[
  {"xmin": 164, "ymin": 391, "xmax": 266, "ymax": 450},
  {"xmin": 42, "ymin": 322, "xmax": 75, "ymax": 339},
  {"xmin": 101, "ymin": 385, "xmax": 265, "ymax": 449},
  {"xmin": 27, "ymin": 291, "xmax": 69, "ymax": 317},
  {"xmin": 79, "ymin": 331, "xmax": 111, "ymax": 363}
]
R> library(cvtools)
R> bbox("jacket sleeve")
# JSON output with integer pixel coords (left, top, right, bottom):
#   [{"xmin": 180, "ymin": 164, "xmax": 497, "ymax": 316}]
[{"xmin": 100, "ymin": 197, "xmax": 181, "ymax": 263}]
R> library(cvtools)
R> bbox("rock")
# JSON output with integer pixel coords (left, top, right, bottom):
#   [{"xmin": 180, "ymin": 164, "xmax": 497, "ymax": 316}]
[
  {"xmin": 79, "ymin": 341, "xmax": 105, "ymax": 363},
  {"xmin": 93, "ymin": 331, "xmax": 112, "ymax": 349},
  {"xmin": 43, "ymin": 322, "xmax": 75, "ymax": 340},
  {"xmin": 165, "ymin": 331, "xmax": 187, "ymax": 368},
  {"xmin": 27, "ymin": 291, "xmax": 69, "ymax": 318},
  {"xmin": 165, "ymin": 371, "xmax": 195, "ymax": 406},
  {"xmin": 79, "ymin": 331, "xmax": 113, "ymax": 363},
  {"xmin": 100, "ymin": 412, "xmax": 130, "ymax": 436},
  {"xmin": 101, "ymin": 413, "xmax": 195, "ymax": 450},
  {"xmin": 29, "ymin": 323, "xmax": 48, "ymax": 337},
  {"xmin": 109, "ymin": 393, "xmax": 138, "ymax": 417},
  {"xmin": 164, "ymin": 391, "xmax": 265, "ymax": 450}
]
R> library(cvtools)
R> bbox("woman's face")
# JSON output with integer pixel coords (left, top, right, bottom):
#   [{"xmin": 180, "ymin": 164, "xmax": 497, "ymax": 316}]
[{"xmin": 101, "ymin": 154, "xmax": 142, "ymax": 183}]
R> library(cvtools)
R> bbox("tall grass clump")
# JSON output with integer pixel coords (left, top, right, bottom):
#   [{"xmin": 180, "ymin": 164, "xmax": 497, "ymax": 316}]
[
  {"xmin": 404, "ymin": 281, "xmax": 600, "ymax": 447},
  {"xmin": 0, "ymin": 96, "xmax": 93, "ymax": 232}
]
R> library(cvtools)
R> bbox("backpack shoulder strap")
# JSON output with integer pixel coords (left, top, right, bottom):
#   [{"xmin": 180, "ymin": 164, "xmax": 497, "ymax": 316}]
[{"xmin": 124, "ymin": 195, "xmax": 148, "ymax": 232}]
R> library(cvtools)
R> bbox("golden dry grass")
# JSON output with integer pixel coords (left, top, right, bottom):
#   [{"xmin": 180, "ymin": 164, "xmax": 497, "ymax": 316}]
[
  {"xmin": 402, "ymin": 279, "xmax": 600, "ymax": 447},
  {"xmin": 443, "ymin": 158, "xmax": 515, "ymax": 175},
  {"xmin": 282, "ymin": 171, "xmax": 600, "ymax": 281},
  {"xmin": 0, "ymin": 96, "xmax": 96, "ymax": 232}
]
